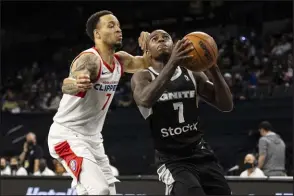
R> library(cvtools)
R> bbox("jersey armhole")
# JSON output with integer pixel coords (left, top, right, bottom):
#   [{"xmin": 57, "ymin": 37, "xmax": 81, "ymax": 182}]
[
  {"xmin": 137, "ymin": 69, "xmax": 154, "ymax": 119},
  {"xmin": 138, "ymin": 106, "xmax": 153, "ymax": 119},
  {"xmin": 145, "ymin": 69, "xmax": 156, "ymax": 81}
]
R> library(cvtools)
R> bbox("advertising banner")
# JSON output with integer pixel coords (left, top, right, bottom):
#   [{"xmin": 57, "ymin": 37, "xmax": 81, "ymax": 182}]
[{"xmin": 1, "ymin": 176, "xmax": 292, "ymax": 195}]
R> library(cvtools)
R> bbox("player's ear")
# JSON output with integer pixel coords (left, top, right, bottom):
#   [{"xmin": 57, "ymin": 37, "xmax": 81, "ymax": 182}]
[{"xmin": 93, "ymin": 29, "xmax": 101, "ymax": 39}]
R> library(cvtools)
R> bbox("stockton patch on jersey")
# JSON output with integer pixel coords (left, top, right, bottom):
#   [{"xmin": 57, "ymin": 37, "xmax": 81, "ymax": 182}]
[
  {"xmin": 138, "ymin": 66, "xmax": 203, "ymax": 153},
  {"xmin": 53, "ymin": 47, "xmax": 123, "ymax": 137}
]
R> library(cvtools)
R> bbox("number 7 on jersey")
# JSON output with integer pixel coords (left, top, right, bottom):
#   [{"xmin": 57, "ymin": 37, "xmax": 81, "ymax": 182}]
[
  {"xmin": 102, "ymin": 93, "xmax": 112, "ymax": 110},
  {"xmin": 173, "ymin": 102, "xmax": 185, "ymax": 123}
]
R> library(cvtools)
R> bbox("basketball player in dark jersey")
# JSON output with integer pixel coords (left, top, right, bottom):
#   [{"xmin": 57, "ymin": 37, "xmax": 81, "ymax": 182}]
[{"xmin": 131, "ymin": 30, "xmax": 233, "ymax": 196}]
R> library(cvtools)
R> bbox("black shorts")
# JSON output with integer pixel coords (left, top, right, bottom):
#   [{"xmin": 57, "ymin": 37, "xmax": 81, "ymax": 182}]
[{"xmin": 156, "ymin": 145, "xmax": 231, "ymax": 196}]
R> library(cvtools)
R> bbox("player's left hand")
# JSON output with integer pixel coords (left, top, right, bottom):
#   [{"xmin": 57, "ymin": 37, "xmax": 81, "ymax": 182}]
[
  {"xmin": 76, "ymin": 74, "xmax": 93, "ymax": 91},
  {"xmin": 138, "ymin": 31, "xmax": 150, "ymax": 52}
]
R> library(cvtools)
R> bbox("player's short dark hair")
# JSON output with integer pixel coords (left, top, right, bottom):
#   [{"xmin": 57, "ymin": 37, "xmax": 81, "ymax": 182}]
[
  {"xmin": 258, "ymin": 121, "xmax": 273, "ymax": 131},
  {"xmin": 86, "ymin": 10, "xmax": 113, "ymax": 41}
]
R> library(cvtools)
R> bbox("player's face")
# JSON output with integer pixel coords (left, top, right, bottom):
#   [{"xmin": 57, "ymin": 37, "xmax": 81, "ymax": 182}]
[
  {"xmin": 96, "ymin": 14, "xmax": 122, "ymax": 49},
  {"xmin": 147, "ymin": 30, "xmax": 173, "ymax": 59}
]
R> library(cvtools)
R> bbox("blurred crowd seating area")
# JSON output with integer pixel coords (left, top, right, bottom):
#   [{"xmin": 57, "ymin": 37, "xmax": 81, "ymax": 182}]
[{"xmin": 1, "ymin": 1, "xmax": 292, "ymax": 113}]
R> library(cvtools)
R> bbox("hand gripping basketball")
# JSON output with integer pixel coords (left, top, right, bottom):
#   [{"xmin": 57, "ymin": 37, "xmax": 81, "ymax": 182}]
[{"xmin": 167, "ymin": 38, "xmax": 194, "ymax": 67}]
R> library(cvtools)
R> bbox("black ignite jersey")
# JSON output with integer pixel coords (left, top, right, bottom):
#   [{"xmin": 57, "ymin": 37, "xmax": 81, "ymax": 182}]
[{"xmin": 138, "ymin": 66, "xmax": 204, "ymax": 154}]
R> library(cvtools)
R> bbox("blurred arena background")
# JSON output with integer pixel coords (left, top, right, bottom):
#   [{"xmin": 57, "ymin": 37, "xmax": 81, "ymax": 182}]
[{"xmin": 1, "ymin": 1, "xmax": 293, "ymax": 195}]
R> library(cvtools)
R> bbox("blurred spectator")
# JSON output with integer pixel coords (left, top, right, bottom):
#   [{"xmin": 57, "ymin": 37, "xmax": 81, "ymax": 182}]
[
  {"xmin": 47, "ymin": 92, "xmax": 62, "ymax": 110},
  {"xmin": 271, "ymin": 35, "xmax": 292, "ymax": 56},
  {"xmin": 240, "ymin": 154, "xmax": 265, "ymax": 178},
  {"xmin": 224, "ymin": 73, "xmax": 233, "ymax": 87},
  {"xmin": 115, "ymin": 81, "xmax": 133, "ymax": 108},
  {"xmin": 33, "ymin": 158, "xmax": 55, "ymax": 176},
  {"xmin": 19, "ymin": 132, "xmax": 44, "ymax": 174},
  {"xmin": 1, "ymin": 31, "xmax": 293, "ymax": 109},
  {"xmin": 40, "ymin": 91, "xmax": 62, "ymax": 111},
  {"xmin": 2, "ymin": 89, "xmax": 21, "ymax": 113},
  {"xmin": 283, "ymin": 56, "xmax": 293, "ymax": 86},
  {"xmin": 232, "ymin": 73, "xmax": 246, "ymax": 100},
  {"xmin": 110, "ymin": 165, "xmax": 119, "ymax": 177},
  {"xmin": 9, "ymin": 156, "xmax": 28, "ymax": 176},
  {"xmin": 258, "ymin": 121, "xmax": 286, "ymax": 176},
  {"xmin": 0, "ymin": 158, "xmax": 11, "ymax": 175},
  {"xmin": 53, "ymin": 159, "xmax": 70, "ymax": 176},
  {"xmin": 108, "ymin": 156, "xmax": 119, "ymax": 177}
]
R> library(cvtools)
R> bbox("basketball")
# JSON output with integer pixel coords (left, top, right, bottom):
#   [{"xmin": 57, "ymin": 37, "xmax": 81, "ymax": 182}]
[{"xmin": 183, "ymin": 32, "xmax": 218, "ymax": 72}]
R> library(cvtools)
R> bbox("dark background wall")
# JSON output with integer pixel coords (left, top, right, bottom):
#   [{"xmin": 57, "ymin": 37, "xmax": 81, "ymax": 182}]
[{"xmin": 1, "ymin": 97, "xmax": 292, "ymax": 175}]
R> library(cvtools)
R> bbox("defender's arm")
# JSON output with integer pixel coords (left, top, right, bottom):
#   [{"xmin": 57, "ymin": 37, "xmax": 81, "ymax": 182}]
[{"xmin": 62, "ymin": 53, "xmax": 101, "ymax": 95}]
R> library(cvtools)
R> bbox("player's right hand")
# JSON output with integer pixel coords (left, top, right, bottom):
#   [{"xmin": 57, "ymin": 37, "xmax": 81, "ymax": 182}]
[
  {"xmin": 138, "ymin": 31, "xmax": 150, "ymax": 52},
  {"xmin": 168, "ymin": 38, "xmax": 194, "ymax": 67},
  {"xmin": 76, "ymin": 74, "xmax": 93, "ymax": 92}
]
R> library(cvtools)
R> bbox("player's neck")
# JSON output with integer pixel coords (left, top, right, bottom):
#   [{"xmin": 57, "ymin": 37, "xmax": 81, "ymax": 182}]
[
  {"xmin": 150, "ymin": 59, "xmax": 166, "ymax": 73},
  {"xmin": 95, "ymin": 43, "xmax": 115, "ymax": 66},
  {"xmin": 150, "ymin": 54, "xmax": 170, "ymax": 72}
]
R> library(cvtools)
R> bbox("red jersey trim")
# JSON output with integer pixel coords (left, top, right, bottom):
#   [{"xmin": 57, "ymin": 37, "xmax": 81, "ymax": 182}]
[
  {"xmin": 75, "ymin": 91, "xmax": 86, "ymax": 98},
  {"xmin": 54, "ymin": 141, "xmax": 83, "ymax": 180},
  {"xmin": 93, "ymin": 47, "xmax": 116, "ymax": 73},
  {"xmin": 114, "ymin": 54, "xmax": 124, "ymax": 77}
]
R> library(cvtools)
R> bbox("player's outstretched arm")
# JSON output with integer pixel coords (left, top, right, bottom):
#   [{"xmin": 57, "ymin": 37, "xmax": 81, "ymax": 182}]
[
  {"xmin": 192, "ymin": 65, "xmax": 233, "ymax": 112},
  {"xmin": 131, "ymin": 39, "xmax": 193, "ymax": 108},
  {"xmin": 115, "ymin": 32, "xmax": 151, "ymax": 73},
  {"xmin": 115, "ymin": 51, "xmax": 149, "ymax": 73},
  {"xmin": 62, "ymin": 53, "xmax": 100, "ymax": 95}
]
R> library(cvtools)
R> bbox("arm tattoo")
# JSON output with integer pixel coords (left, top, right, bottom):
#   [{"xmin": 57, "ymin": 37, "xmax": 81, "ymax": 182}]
[
  {"xmin": 71, "ymin": 54, "xmax": 99, "ymax": 82},
  {"xmin": 63, "ymin": 54, "xmax": 99, "ymax": 95},
  {"xmin": 62, "ymin": 83, "xmax": 79, "ymax": 95},
  {"xmin": 69, "ymin": 72, "xmax": 77, "ymax": 79}
]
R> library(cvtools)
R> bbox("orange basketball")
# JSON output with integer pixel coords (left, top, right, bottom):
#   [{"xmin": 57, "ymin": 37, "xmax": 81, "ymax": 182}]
[{"xmin": 183, "ymin": 32, "xmax": 218, "ymax": 72}]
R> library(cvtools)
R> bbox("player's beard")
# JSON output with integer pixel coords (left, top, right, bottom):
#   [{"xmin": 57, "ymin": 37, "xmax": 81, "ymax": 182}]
[{"xmin": 113, "ymin": 42, "xmax": 123, "ymax": 50}]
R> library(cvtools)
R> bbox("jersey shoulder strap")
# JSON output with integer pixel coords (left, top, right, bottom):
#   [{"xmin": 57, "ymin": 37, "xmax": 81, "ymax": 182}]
[{"xmin": 144, "ymin": 68, "xmax": 156, "ymax": 81}]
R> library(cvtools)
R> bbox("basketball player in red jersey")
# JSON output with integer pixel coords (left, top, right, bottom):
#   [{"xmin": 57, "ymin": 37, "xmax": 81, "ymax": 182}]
[{"xmin": 48, "ymin": 10, "xmax": 150, "ymax": 195}]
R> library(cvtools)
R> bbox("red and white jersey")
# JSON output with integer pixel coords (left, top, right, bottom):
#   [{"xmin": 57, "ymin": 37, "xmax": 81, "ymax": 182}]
[{"xmin": 53, "ymin": 47, "xmax": 123, "ymax": 137}]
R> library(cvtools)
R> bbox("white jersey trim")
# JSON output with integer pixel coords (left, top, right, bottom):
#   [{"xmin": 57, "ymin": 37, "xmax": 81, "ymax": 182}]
[
  {"xmin": 136, "ymin": 69, "xmax": 155, "ymax": 119},
  {"xmin": 148, "ymin": 66, "xmax": 182, "ymax": 81}
]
